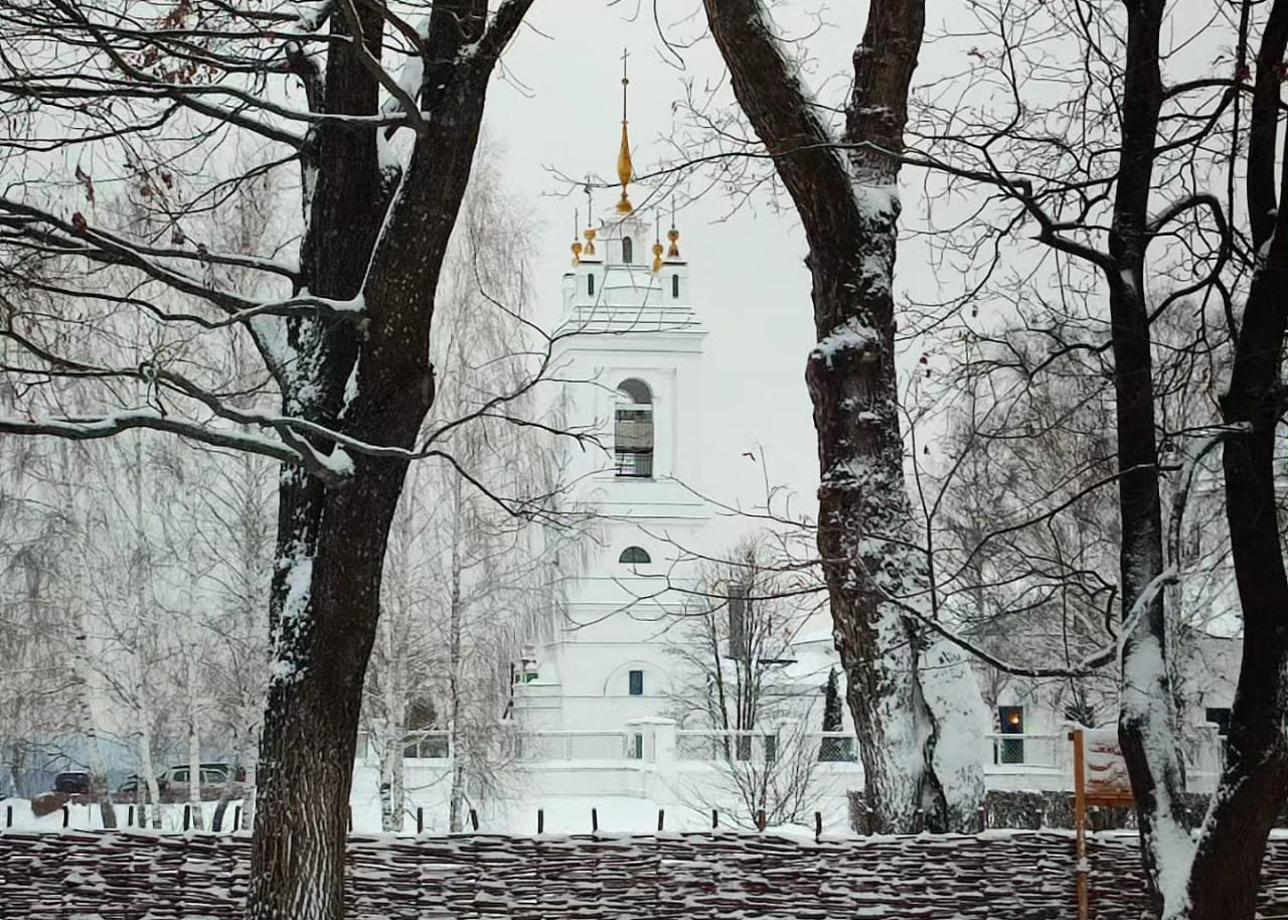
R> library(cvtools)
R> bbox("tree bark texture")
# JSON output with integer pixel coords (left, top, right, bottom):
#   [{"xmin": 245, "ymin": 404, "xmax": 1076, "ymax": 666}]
[
  {"xmin": 1104, "ymin": 1, "xmax": 1190, "ymax": 906},
  {"xmin": 247, "ymin": 4, "xmax": 533, "ymax": 918},
  {"xmin": 703, "ymin": 0, "xmax": 987, "ymax": 834},
  {"xmin": 1183, "ymin": 3, "xmax": 1288, "ymax": 916}
]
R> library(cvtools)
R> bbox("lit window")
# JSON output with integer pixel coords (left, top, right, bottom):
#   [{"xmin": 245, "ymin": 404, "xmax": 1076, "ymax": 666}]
[
  {"xmin": 622, "ymin": 236, "xmax": 634, "ymax": 263},
  {"xmin": 997, "ymin": 706, "xmax": 1025, "ymax": 764},
  {"xmin": 619, "ymin": 546, "xmax": 651, "ymax": 565},
  {"xmin": 614, "ymin": 378, "xmax": 653, "ymax": 478},
  {"xmin": 628, "ymin": 670, "xmax": 644, "ymax": 696}
]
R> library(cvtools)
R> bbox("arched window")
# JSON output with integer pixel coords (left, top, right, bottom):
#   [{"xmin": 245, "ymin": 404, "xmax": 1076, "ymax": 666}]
[
  {"xmin": 587, "ymin": 273, "xmax": 595, "ymax": 297},
  {"xmin": 622, "ymin": 236, "xmax": 634, "ymax": 264},
  {"xmin": 614, "ymin": 378, "xmax": 653, "ymax": 478},
  {"xmin": 671, "ymin": 274, "xmax": 680, "ymax": 299},
  {"xmin": 619, "ymin": 546, "xmax": 651, "ymax": 565}
]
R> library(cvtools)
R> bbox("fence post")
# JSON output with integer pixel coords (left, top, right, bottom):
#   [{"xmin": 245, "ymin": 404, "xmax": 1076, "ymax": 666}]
[
  {"xmin": 183, "ymin": 805, "xmax": 191, "ymax": 831},
  {"xmin": 814, "ymin": 811, "xmax": 822, "ymax": 841},
  {"xmin": 537, "ymin": 809, "xmax": 544, "ymax": 834},
  {"xmin": 591, "ymin": 808, "xmax": 598, "ymax": 832},
  {"xmin": 417, "ymin": 807, "xmax": 424, "ymax": 834},
  {"xmin": 711, "ymin": 809, "xmax": 718, "ymax": 830},
  {"xmin": 5, "ymin": 804, "xmax": 11, "ymax": 828},
  {"xmin": 139, "ymin": 804, "xmax": 146, "ymax": 828},
  {"xmin": 469, "ymin": 808, "xmax": 479, "ymax": 831},
  {"xmin": 62, "ymin": 805, "xmax": 69, "ymax": 828},
  {"xmin": 233, "ymin": 805, "xmax": 242, "ymax": 832},
  {"xmin": 347, "ymin": 806, "xmax": 353, "ymax": 833},
  {"xmin": 657, "ymin": 809, "xmax": 664, "ymax": 832}
]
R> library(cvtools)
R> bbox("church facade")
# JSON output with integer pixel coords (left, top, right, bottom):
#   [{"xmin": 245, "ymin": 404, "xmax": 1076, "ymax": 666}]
[{"xmin": 514, "ymin": 191, "xmax": 713, "ymax": 735}]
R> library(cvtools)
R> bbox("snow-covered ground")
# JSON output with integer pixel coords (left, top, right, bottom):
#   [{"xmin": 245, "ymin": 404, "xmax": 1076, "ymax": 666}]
[{"xmin": 4, "ymin": 786, "xmax": 853, "ymax": 837}]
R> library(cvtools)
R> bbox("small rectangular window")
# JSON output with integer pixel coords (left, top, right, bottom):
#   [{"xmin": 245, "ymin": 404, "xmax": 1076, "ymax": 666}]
[
  {"xmin": 671, "ymin": 274, "xmax": 679, "ymax": 298},
  {"xmin": 628, "ymin": 670, "xmax": 644, "ymax": 696},
  {"xmin": 1205, "ymin": 707, "xmax": 1232, "ymax": 737},
  {"xmin": 587, "ymin": 273, "xmax": 595, "ymax": 297},
  {"xmin": 997, "ymin": 706, "xmax": 1025, "ymax": 764}
]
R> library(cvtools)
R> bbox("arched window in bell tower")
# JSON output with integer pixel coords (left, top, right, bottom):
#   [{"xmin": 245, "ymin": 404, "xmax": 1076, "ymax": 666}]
[
  {"xmin": 614, "ymin": 378, "xmax": 653, "ymax": 478},
  {"xmin": 622, "ymin": 236, "xmax": 634, "ymax": 264}
]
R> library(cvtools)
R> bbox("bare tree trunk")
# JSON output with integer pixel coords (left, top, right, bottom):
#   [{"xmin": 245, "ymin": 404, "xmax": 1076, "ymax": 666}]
[
  {"xmin": 137, "ymin": 723, "xmax": 163, "ymax": 829},
  {"xmin": 242, "ymin": 759, "xmax": 257, "ymax": 832},
  {"xmin": 703, "ymin": 0, "xmax": 986, "ymax": 833},
  {"xmin": 246, "ymin": 3, "xmax": 533, "ymax": 915},
  {"xmin": 1096, "ymin": 4, "xmax": 1191, "ymax": 905},
  {"xmin": 187, "ymin": 657, "xmax": 205, "ymax": 830},
  {"xmin": 75, "ymin": 628, "xmax": 116, "ymax": 830},
  {"xmin": 377, "ymin": 709, "xmax": 406, "ymax": 833},
  {"xmin": 447, "ymin": 481, "xmax": 466, "ymax": 834},
  {"xmin": 1182, "ymin": 8, "xmax": 1288, "ymax": 917}
]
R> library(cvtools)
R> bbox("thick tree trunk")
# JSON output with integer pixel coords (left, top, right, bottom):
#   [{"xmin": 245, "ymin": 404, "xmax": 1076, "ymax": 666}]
[
  {"xmin": 1184, "ymin": 5, "xmax": 1288, "ymax": 899},
  {"xmin": 1103, "ymin": 4, "xmax": 1191, "ymax": 907},
  {"xmin": 244, "ymin": 4, "xmax": 531, "ymax": 916},
  {"xmin": 704, "ymin": 0, "xmax": 986, "ymax": 834},
  {"xmin": 250, "ymin": 454, "xmax": 424, "ymax": 917}
]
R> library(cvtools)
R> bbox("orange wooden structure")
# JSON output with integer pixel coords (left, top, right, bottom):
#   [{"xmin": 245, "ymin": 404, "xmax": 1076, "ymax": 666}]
[{"xmin": 1070, "ymin": 728, "xmax": 1135, "ymax": 920}]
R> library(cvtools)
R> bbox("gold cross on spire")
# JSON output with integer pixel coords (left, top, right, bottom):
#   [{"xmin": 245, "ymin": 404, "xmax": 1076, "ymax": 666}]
[{"xmin": 616, "ymin": 47, "xmax": 634, "ymax": 213}]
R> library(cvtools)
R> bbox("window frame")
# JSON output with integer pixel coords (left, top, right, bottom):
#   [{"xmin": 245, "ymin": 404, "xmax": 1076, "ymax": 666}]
[{"xmin": 619, "ymin": 545, "xmax": 651, "ymax": 565}]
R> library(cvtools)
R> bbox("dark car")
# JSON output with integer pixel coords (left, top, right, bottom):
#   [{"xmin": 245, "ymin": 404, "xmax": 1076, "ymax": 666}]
[{"xmin": 53, "ymin": 771, "xmax": 92, "ymax": 795}]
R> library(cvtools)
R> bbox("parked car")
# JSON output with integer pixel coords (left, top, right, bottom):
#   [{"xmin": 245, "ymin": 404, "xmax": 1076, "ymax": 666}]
[
  {"xmin": 197, "ymin": 762, "xmax": 247, "ymax": 783},
  {"xmin": 116, "ymin": 774, "xmax": 167, "ymax": 798},
  {"xmin": 152, "ymin": 764, "xmax": 246, "ymax": 802},
  {"xmin": 53, "ymin": 771, "xmax": 92, "ymax": 796},
  {"xmin": 110, "ymin": 763, "xmax": 249, "ymax": 802}
]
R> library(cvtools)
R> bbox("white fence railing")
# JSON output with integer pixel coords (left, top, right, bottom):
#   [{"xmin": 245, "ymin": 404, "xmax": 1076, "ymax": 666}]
[
  {"xmin": 984, "ymin": 733, "xmax": 1065, "ymax": 770},
  {"xmin": 674, "ymin": 730, "xmax": 859, "ymax": 765},
  {"xmin": 514, "ymin": 731, "xmax": 638, "ymax": 762}
]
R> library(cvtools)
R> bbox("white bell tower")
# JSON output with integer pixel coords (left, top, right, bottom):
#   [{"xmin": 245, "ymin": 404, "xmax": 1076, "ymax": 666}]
[{"xmin": 515, "ymin": 62, "xmax": 711, "ymax": 733}]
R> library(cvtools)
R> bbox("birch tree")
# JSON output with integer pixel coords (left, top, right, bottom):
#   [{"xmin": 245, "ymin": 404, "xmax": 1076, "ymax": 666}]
[
  {"xmin": 0, "ymin": 2, "xmax": 541, "ymax": 916},
  {"xmin": 699, "ymin": 0, "xmax": 989, "ymax": 832},
  {"xmin": 667, "ymin": 537, "xmax": 825, "ymax": 830},
  {"xmin": 364, "ymin": 157, "xmax": 580, "ymax": 831}
]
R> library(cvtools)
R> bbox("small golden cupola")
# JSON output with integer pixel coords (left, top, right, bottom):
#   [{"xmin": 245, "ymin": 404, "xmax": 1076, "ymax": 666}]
[
  {"xmin": 616, "ymin": 49, "xmax": 634, "ymax": 214},
  {"xmin": 581, "ymin": 182, "xmax": 598, "ymax": 257},
  {"xmin": 571, "ymin": 210, "xmax": 583, "ymax": 265}
]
